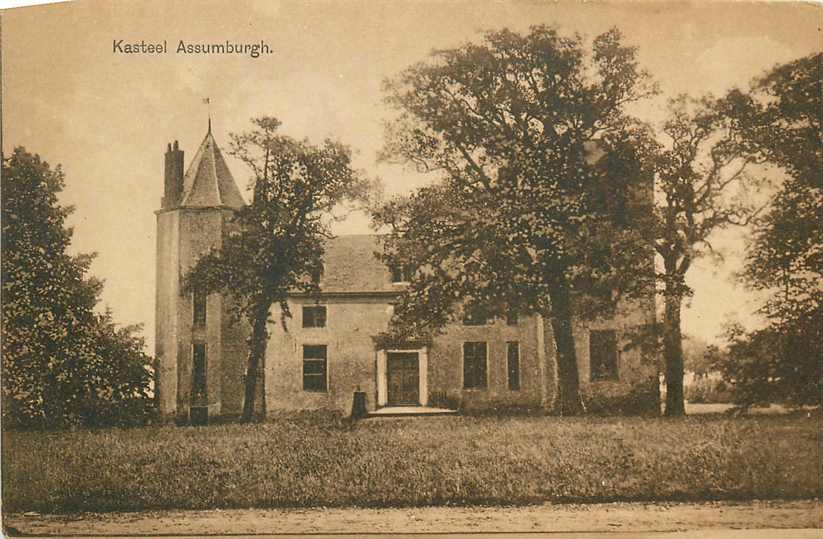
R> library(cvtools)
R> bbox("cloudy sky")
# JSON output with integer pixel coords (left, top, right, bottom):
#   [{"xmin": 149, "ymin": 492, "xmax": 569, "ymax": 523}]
[{"xmin": 3, "ymin": 0, "xmax": 821, "ymax": 351}]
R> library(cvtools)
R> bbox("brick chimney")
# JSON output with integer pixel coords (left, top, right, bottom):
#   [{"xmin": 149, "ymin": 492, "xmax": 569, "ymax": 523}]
[{"xmin": 162, "ymin": 140, "xmax": 184, "ymax": 209}]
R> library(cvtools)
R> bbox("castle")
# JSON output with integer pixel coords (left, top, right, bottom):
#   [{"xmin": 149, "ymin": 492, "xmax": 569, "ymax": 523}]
[{"xmin": 155, "ymin": 129, "xmax": 659, "ymax": 422}]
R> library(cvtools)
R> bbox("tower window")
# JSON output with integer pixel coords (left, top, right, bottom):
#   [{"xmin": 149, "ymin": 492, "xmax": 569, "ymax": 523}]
[
  {"xmin": 303, "ymin": 306, "xmax": 327, "ymax": 328},
  {"xmin": 590, "ymin": 329, "xmax": 619, "ymax": 382},
  {"xmin": 192, "ymin": 343, "xmax": 207, "ymax": 403},
  {"xmin": 193, "ymin": 289, "xmax": 207, "ymax": 327},
  {"xmin": 507, "ymin": 341, "xmax": 521, "ymax": 390},
  {"xmin": 303, "ymin": 345, "xmax": 328, "ymax": 392},
  {"xmin": 463, "ymin": 341, "xmax": 487, "ymax": 389}
]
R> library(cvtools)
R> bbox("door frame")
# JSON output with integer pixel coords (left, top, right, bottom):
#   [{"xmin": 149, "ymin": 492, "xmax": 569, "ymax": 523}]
[{"xmin": 376, "ymin": 348, "xmax": 428, "ymax": 407}]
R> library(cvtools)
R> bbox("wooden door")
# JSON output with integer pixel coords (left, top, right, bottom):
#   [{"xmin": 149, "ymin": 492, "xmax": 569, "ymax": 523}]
[{"xmin": 387, "ymin": 352, "xmax": 419, "ymax": 405}]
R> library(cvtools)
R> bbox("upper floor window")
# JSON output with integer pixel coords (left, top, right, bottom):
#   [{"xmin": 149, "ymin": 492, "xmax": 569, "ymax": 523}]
[
  {"xmin": 389, "ymin": 263, "xmax": 413, "ymax": 283},
  {"xmin": 463, "ymin": 341, "xmax": 487, "ymax": 389},
  {"xmin": 193, "ymin": 289, "xmax": 206, "ymax": 327},
  {"xmin": 303, "ymin": 305, "xmax": 327, "ymax": 328},
  {"xmin": 463, "ymin": 311, "xmax": 488, "ymax": 326},
  {"xmin": 310, "ymin": 262, "xmax": 324, "ymax": 285},
  {"xmin": 590, "ymin": 329, "xmax": 619, "ymax": 382}
]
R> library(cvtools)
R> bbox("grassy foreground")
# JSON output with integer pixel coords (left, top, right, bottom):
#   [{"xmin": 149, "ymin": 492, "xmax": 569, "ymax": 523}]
[{"xmin": 3, "ymin": 414, "xmax": 822, "ymax": 512}]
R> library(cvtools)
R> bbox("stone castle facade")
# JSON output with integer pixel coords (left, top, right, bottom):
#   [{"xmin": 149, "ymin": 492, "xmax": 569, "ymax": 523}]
[{"xmin": 155, "ymin": 130, "xmax": 659, "ymax": 422}]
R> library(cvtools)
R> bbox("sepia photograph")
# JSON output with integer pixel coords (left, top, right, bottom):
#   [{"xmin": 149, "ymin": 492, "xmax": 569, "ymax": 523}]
[{"xmin": 1, "ymin": 0, "xmax": 821, "ymax": 537}]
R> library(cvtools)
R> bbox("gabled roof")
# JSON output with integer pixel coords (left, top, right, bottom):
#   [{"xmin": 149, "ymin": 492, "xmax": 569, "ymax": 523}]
[
  {"xmin": 180, "ymin": 131, "xmax": 246, "ymax": 209},
  {"xmin": 315, "ymin": 234, "xmax": 398, "ymax": 294}
]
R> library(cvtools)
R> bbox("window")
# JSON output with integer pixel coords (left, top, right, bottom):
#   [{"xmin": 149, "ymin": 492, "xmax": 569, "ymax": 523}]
[
  {"xmin": 389, "ymin": 263, "xmax": 412, "ymax": 283},
  {"xmin": 463, "ymin": 311, "xmax": 488, "ymax": 326},
  {"xmin": 310, "ymin": 263, "xmax": 324, "ymax": 284},
  {"xmin": 506, "ymin": 311, "xmax": 519, "ymax": 326},
  {"xmin": 590, "ymin": 329, "xmax": 619, "ymax": 381},
  {"xmin": 192, "ymin": 343, "xmax": 207, "ymax": 402},
  {"xmin": 193, "ymin": 289, "xmax": 206, "ymax": 327},
  {"xmin": 507, "ymin": 341, "xmax": 521, "ymax": 390},
  {"xmin": 463, "ymin": 341, "xmax": 487, "ymax": 389},
  {"xmin": 303, "ymin": 345, "xmax": 327, "ymax": 391},
  {"xmin": 302, "ymin": 305, "xmax": 326, "ymax": 328}
]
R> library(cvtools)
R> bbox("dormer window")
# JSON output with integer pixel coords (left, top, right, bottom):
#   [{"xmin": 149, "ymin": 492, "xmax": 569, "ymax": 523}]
[
  {"xmin": 310, "ymin": 262, "xmax": 324, "ymax": 285},
  {"xmin": 462, "ymin": 310, "xmax": 488, "ymax": 326},
  {"xmin": 390, "ymin": 263, "xmax": 412, "ymax": 283}
]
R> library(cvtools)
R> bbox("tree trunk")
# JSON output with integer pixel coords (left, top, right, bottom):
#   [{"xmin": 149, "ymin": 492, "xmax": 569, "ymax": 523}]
[
  {"xmin": 663, "ymin": 292, "xmax": 686, "ymax": 416},
  {"xmin": 548, "ymin": 281, "xmax": 585, "ymax": 415},
  {"xmin": 241, "ymin": 302, "xmax": 270, "ymax": 422}
]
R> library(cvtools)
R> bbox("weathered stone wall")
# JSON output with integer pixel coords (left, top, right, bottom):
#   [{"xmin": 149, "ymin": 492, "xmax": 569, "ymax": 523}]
[
  {"xmin": 217, "ymin": 210, "xmax": 248, "ymax": 416},
  {"xmin": 571, "ymin": 294, "xmax": 659, "ymax": 414},
  {"xmin": 174, "ymin": 209, "xmax": 225, "ymax": 419},
  {"xmin": 263, "ymin": 292, "xmax": 657, "ymax": 416},
  {"xmin": 154, "ymin": 210, "xmax": 180, "ymax": 417},
  {"xmin": 155, "ymin": 207, "xmax": 249, "ymax": 421},
  {"xmin": 265, "ymin": 296, "xmax": 392, "ymax": 414},
  {"xmin": 265, "ymin": 298, "xmax": 551, "ymax": 414},
  {"xmin": 428, "ymin": 316, "xmax": 546, "ymax": 412}
]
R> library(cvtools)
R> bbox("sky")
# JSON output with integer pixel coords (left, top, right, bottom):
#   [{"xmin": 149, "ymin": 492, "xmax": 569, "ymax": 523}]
[{"xmin": 3, "ymin": 0, "xmax": 822, "ymax": 352}]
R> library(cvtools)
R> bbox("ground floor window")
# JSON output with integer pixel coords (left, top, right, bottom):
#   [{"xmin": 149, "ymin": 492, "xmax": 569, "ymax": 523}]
[
  {"xmin": 463, "ymin": 341, "xmax": 487, "ymax": 389},
  {"xmin": 303, "ymin": 344, "xmax": 328, "ymax": 391},
  {"xmin": 507, "ymin": 341, "xmax": 521, "ymax": 390},
  {"xmin": 590, "ymin": 329, "xmax": 619, "ymax": 381}
]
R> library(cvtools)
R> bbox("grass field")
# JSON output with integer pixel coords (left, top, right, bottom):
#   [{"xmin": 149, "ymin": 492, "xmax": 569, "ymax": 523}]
[{"xmin": 3, "ymin": 413, "xmax": 822, "ymax": 513}]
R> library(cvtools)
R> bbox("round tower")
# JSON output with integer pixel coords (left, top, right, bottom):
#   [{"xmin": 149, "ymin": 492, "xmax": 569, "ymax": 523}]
[{"xmin": 155, "ymin": 129, "xmax": 247, "ymax": 423}]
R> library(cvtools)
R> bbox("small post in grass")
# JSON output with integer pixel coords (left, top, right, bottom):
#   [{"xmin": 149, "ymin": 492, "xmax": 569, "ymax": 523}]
[{"xmin": 351, "ymin": 387, "xmax": 368, "ymax": 420}]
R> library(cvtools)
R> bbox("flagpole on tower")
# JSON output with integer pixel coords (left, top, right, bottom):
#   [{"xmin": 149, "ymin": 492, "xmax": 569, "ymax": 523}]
[{"xmin": 203, "ymin": 97, "xmax": 211, "ymax": 133}]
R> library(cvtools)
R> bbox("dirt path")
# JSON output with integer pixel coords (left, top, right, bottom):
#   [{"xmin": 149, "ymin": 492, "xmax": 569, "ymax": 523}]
[{"xmin": 5, "ymin": 499, "xmax": 823, "ymax": 536}]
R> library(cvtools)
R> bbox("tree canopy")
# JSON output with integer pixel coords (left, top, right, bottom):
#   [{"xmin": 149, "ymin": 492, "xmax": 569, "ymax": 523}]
[
  {"xmin": 720, "ymin": 52, "xmax": 822, "ymax": 407},
  {"xmin": 637, "ymin": 94, "xmax": 770, "ymax": 416},
  {"xmin": 374, "ymin": 26, "xmax": 658, "ymax": 414},
  {"xmin": 2, "ymin": 148, "xmax": 153, "ymax": 428}
]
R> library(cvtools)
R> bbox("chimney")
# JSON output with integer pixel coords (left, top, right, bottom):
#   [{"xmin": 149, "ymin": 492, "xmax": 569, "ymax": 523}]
[{"xmin": 162, "ymin": 140, "xmax": 185, "ymax": 209}]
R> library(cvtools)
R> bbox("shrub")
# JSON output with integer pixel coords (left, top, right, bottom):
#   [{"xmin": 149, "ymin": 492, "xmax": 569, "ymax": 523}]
[
  {"xmin": 685, "ymin": 376, "xmax": 733, "ymax": 404},
  {"xmin": 584, "ymin": 378, "xmax": 660, "ymax": 416}
]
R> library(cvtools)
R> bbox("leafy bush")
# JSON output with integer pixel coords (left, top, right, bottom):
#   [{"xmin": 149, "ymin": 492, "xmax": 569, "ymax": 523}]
[
  {"xmin": 715, "ymin": 322, "xmax": 822, "ymax": 409},
  {"xmin": 685, "ymin": 377, "xmax": 733, "ymax": 404},
  {"xmin": 584, "ymin": 379, "xmax": 660, "ymax": 416}
]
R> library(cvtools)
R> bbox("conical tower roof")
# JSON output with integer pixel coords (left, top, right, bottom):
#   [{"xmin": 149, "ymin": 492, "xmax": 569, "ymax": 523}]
[{"xmin": 179, "ymin": 130, "xmax": 245, "ymax": 209}]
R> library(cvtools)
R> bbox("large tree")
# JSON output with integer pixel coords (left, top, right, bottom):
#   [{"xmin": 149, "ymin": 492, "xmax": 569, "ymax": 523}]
[
  {"xmin": 374, "ymin": 26, "xmax": 658, "ymax": 415},
  {"xmin": 730, "ymin": 53, "xmax": 822, "ymax": 405},
  {"xmin": 643, "ymin": 94, "xmax": 769, "ymax": 416},
  {"xmin": 2, "ymin": 148, "xmax": 154, "ymax": 428},
  {"xmin": 184, "ymin": 117, "xmax": 370, "ymax": 422}
]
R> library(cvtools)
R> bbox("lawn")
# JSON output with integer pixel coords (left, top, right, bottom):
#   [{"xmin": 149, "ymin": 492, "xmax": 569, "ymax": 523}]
[{"xmin": 3, "ymin": 414, "xmax": 822, "ymax": 513}]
